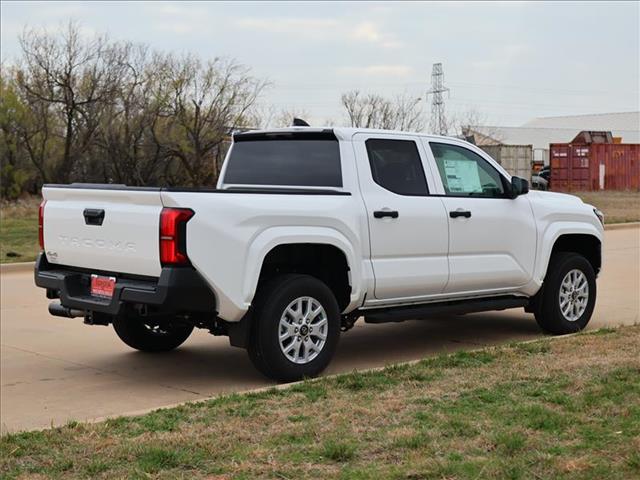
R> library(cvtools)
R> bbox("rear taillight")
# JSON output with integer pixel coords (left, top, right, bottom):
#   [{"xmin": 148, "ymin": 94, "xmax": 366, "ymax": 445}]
[
  {"xmin": 159, "ymin": 208, "xmax": 194, "ymax": 266},
  {"xmin": 38, "ymin": 200, "xmax": 46, "ymax": 250}
]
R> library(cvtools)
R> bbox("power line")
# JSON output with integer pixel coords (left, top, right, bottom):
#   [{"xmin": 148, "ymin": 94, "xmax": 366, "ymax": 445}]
[
  {"xmin": 269, "ymin": 80, "xmax": 637, "ymax": 97},
  {"xmin": 426, "ymin": 63, "xmax": 450, "ymax": 135}
]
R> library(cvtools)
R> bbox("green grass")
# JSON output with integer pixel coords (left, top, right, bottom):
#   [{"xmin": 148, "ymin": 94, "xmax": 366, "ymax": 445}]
[
  {"xmin": 321, "ymin": 438, "xmax": 358, "ymax": 462},
  {"xmin": 0, "ymin": 196, "xmax": 40, "ymax": 263},
  {"xmin": 1, "ymin": 326, "xmax": 639, "ymax": 479}
]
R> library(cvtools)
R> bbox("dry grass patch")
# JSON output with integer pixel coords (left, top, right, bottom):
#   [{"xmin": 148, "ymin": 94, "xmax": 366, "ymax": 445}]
[
  {"xmin": 2, "ymin": 326, "xmax": 639, "ymax": 479},
  {"xmin": 0, "ymin": 195, "xmax": 41, "ymax": 263},
  {"xmin": 573, "ymin": 190, "xmax": 640, "ymax": 223}
]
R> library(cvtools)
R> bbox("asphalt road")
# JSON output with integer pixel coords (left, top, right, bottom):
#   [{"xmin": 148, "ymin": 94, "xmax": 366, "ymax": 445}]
[{"xmin": 1, "ymin": 227, "xmax": 638, "ymax": 433}]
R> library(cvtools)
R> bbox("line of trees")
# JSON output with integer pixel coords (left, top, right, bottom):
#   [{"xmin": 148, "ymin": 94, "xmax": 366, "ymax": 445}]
[
  {"xmin": 341, "ymin": 90, "xmax": 425, "ymax": 131},
  {"xmin": 1, "ymin": 23, "xmax": 477, "ymax": 199},
  {"xmin": 1, "ymin": 23, "xmax": 266, "ymax": 198}
]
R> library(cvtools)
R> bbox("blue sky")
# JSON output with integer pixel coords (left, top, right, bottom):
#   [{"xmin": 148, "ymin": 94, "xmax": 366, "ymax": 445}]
[{"xmin": 1, "ymin": 1, "xmax": 638, "ymax": 126}]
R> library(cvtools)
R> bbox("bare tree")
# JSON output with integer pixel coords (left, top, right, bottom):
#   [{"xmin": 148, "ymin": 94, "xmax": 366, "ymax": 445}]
[
  {"xmin": 153, "ymin": 55, "xmax": 267, "ymax": 185},
  {"xmin": 1, "ymin": 22, "xmax": 271, "ymax": 196},
  {"xmin": 449, "ymin": 107, "xmax": 503, "ymax": 143},
  {"xmin": 16, "ymin": 22, "xmax": 127, "ymax": 182},
  {"xmin": 95, "ymin": 46, "xmax": 168, "ymax": 185},
  {"xmin": 248, "ymin": 106, "xmax": 314, "ymax": 129},
  {"xmin": 246, "ymin": 104, "xmax": 276, "ymax": 129},
  {"xmin": 342, "ymin": 90, "xmax": 387, "ymax": 129},
  {"xmin": 274, "ymin": 108, "xmax": 312, "ymax": 128},
  {"xmin": 341, "ymin": 90, "xmax": 424, "ymax": 131},
  {"xmin": 393, "ymin": 93, "xmax": 425, "ymax": 132}
]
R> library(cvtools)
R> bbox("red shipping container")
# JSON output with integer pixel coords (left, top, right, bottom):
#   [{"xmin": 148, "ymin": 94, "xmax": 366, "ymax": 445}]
[{"xmin": 549, "ymin": 143, "xmax": 640, "ymax": 192}]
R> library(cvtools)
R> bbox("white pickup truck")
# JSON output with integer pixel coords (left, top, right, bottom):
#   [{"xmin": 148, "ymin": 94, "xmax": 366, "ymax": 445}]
[{"xmin": 35, "ymin": 127, "xmax": 604, "ymax": 381}]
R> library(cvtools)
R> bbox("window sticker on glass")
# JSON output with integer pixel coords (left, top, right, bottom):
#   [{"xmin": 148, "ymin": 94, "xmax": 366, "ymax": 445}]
[
  {"xmin": 430, "ymin": 142, "xmax": 505, "ymax": 197},
  {"xmin": 443, "ymin": 159, "xmax": 482, "ymax": 193}
]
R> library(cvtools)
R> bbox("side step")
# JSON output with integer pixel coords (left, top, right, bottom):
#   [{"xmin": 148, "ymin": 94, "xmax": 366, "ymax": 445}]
[{"xmin": 364, "ymin": 296, "xmax": 529, "ymax": 324}]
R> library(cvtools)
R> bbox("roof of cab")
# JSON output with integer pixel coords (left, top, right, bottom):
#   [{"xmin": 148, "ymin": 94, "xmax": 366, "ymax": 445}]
[{"xmin": 233, "ymin": 126, "xmax": 460, "ymax": 142}]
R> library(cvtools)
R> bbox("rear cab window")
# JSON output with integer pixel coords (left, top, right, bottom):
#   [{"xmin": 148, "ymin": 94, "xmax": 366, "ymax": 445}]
[{"xmin": 223, "ymin": 131, "xmax": 342, "ymax": 187}]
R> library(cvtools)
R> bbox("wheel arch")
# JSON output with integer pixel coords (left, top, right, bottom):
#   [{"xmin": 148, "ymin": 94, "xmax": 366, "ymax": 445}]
[
  {"xmin": 243, "ymin": 227, "xmax": 363, "ymax": 313},
  {"xmin": 536, "ymin": 224, "xmax": 603, "ymax": 283},
  {"xmin": 551, "ymin": 234, "xmax": 601, "ymax": 273}
]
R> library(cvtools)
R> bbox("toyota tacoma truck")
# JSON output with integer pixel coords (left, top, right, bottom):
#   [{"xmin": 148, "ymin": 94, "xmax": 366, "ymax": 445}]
[{"xmin": 35, "ymin": 127, "xmax": 604, "ymax": 381}]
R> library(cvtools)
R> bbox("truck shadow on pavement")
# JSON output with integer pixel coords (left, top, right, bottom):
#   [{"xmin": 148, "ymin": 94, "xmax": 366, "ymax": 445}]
[
  {"xmin": 1, "ymin": 310, "xmax": 546, "ymax": 432},
  {"xmin": 97, "ymin": 311, "xmax": 543, "ymax": 392},
  {"xmin": 329, "ymin": 311, "xmax": 543, "ymax": 373}
]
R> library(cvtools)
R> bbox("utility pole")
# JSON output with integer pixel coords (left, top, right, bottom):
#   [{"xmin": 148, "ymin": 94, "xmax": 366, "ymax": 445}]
[{"xmin": 426, "ymin": 63, "xmax": 450, "ymax": 135}]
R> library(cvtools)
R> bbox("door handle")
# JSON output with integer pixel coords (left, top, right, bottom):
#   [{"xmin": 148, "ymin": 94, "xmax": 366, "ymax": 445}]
[
  {"xmin": 83, "ymin": 208, "xmax": 105, "ymax": 226},
  {"xmin": 449, "ymin": 210, "xmax": 471, "ymax": 218},
  {"xmin": 373, "ymin": 210, "xmax": 399, "ymax": 219}
]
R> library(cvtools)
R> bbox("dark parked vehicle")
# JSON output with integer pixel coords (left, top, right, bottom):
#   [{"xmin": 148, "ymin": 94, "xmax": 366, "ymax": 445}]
[{"xmin": 532, "ymin": 166, "xmax": 550, "ymax": 190}]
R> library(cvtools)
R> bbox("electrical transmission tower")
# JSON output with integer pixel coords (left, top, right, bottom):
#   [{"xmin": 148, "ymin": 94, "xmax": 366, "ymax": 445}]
[{"xmin": 426, "ymin": 63, "xmax": 450, "ymax": 135}]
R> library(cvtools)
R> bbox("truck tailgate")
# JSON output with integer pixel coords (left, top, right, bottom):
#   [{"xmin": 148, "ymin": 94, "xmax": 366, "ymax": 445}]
[{"xmin": 42, "ymin": 186, "xmax": 163, "ymax": 277}]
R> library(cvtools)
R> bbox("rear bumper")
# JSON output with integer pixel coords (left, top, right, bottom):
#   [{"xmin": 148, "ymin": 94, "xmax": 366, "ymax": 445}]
[{"xmin": 34, "ymin": 253, "xmax": 216, "ymax": 316}]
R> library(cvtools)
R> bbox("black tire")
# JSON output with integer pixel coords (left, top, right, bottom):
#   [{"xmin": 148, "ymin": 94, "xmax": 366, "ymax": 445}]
[
  {"xmin": 112, "ymin": 314, "xmax": 194, "ymax": 352},
  {"xmin": 247, "ymin": 274, "xmax": 341, "ymax": 382},
  {"xmin": 533, "ymin": 252, "xmax": 596, "ymax": 334}
]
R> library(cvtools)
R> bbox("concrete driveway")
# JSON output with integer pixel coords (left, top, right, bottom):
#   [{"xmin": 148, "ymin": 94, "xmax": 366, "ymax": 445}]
[{"xmin": 1, "ymin": 227, "xmax": 638, "ymax": 433}]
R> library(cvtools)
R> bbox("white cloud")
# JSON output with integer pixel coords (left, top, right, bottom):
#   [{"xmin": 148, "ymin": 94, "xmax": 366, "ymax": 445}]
[
  {"xmin": 157, "ymin": 4, "xmax": 190, "ymax": 16},
  {"xmin": 503, "ymin": 44, "xmax": 532, "ymax": 56},
  {"xmin": 235, "ymin": 17, "xmax": 403, "ymax": 48},
  {"xmin": 155, "ymin": 22, "xmax": 193, "ymax": 34},
  {"xmin": 235, "ymin": 17, "xmax": 339, "ymax": 34},
  {"xmin": 380, "ymin": 40, "xmax": 404, "ymax": 49},
  {"xmin": 352, "ymin": 22, "xmax": 381, "ymax": 42},
  {"xmin": 471, "ymin": 60, "xmax": 497, "ymax": 70},
  {"xmin": 472, "ymin": 43, "xmax": 533, "ymax": 71},
  {"xmin": 338, "ymin": 65, "xmax": 413, "ymax": 77},
  {"xmin": 27, "ymin": 2, "xmax": 89, "ymax": 19},
  {"xmin": 147, "ymin": 3, "xmax": 211, "ymax": 35},
  {"xmin": 7, "ymin": 22, "xmax": 97, "ymax": 40}
]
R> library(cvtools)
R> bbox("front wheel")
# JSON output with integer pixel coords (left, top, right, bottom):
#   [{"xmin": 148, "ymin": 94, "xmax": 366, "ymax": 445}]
[
  {"xmin": 113, "ymin": 314, "xmax": 194, "ymax": 352},
  {"xmin": 533, "ymin": 252, "xmax": 597, "ymax": 334},
  {"xmin": 247, "ymin": 274, "xmax": 341, "ymax": 382}
]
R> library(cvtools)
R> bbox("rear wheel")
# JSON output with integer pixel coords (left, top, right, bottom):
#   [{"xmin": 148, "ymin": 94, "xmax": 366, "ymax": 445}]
[
  {"xmin": 533, "ymin": 252, "xmax": 596, "ymax": 334},
  {"xmin": 112, "ymin": 314, "xmax": 194, "ymax": 352},
  {"xmin": 248, "ymin": 274, "xmax": 340, "ymax": 382}
]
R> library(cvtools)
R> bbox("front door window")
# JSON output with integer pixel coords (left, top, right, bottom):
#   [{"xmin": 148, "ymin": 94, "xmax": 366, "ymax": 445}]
[{"xmin": 430, "ymin": 143, "xmax": 506, "ymax": 197}]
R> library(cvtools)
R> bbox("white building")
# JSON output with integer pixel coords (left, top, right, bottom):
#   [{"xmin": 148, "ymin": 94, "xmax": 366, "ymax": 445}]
[{"xmin": 465, "ymin": 111, "xmax": 640, "ymax": 165}]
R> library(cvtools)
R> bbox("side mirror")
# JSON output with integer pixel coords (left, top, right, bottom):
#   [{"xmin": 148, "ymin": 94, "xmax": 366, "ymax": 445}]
[{"xmin": 509, "ymin": 176, "xmax": 529, "ymax": 199}]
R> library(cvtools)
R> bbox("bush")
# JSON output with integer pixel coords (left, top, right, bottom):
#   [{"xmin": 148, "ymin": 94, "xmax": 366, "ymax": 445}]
[{"xmin": 0, "ymin": 164, "xmax": 29, "ymax": 200}]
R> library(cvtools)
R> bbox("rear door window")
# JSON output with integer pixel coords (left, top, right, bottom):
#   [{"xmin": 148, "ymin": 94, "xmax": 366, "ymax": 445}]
[
  {"xmin": 365, "ymin": 139, "xmax": 429, "ymax": 196},
  {"xmin": 224, "ymin": 133, "xmax": 342, "ymax": 187}
]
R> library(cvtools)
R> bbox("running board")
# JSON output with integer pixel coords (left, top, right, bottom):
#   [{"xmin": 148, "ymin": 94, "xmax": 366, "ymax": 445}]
[{"xmin": 363, "ymin": 296, "xmax": 529, "ymax": 324}]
